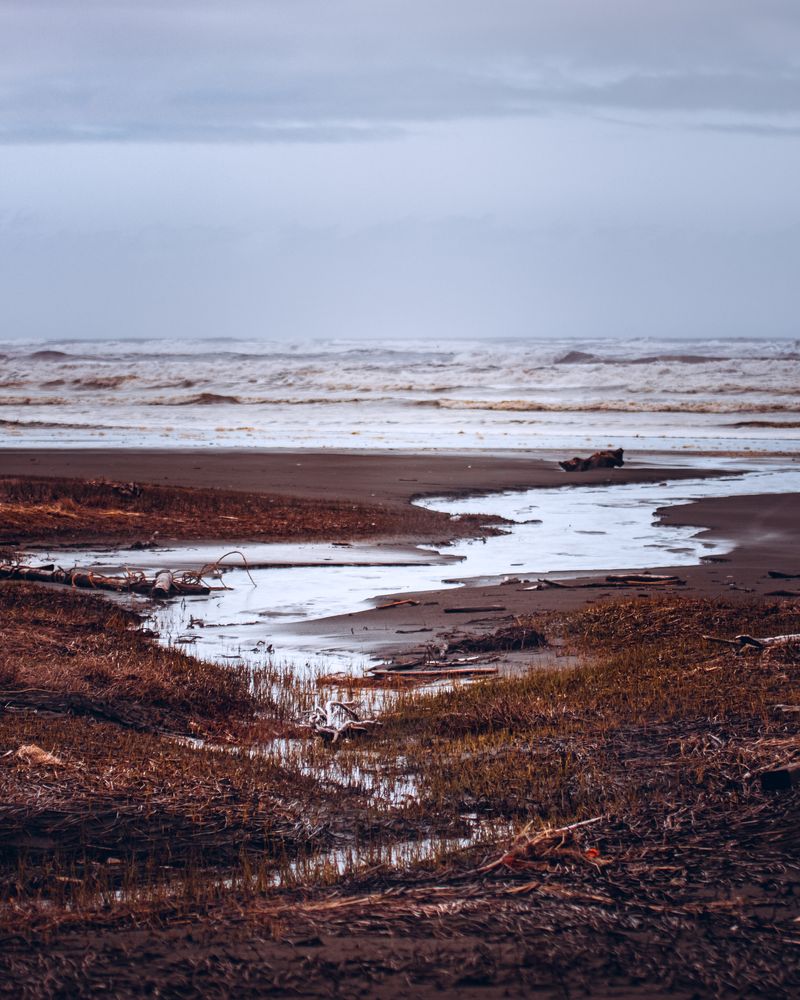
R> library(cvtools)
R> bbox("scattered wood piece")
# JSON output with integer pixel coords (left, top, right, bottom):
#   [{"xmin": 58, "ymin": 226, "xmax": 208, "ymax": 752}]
[
  {"xmin": 447, "ymin": 622, "xmax": 546, "ymax": 654},
  {"xmin": 531, "ymin": 575, "xmax": 683, "ymax": 591},
  {"xmin": 768, "ymin": 570, "xmax": 800, "ymax": 579},
  {"xmin": 445, "ymin": 605, "xmax": 507, "ymax": 614},
  {"xmin": 370, "ymin": 666, "xmax": 498, "ymax": 679},
  {"xmin": 299, "ymin": 700, "xmax": 381, "ymax": 743},
  {"xmin": 0, "ymin": 562, "xmax": 212, "ymax": 597},
  {"xmin": 605, "ymin": 574, "xmax": 685, "ymax": 586},
  {"xmin": 375, "ymin": 599, "xmax": 420, "ymax": 610},
  {"xmin": 760, "ymin": 763, "xmax": 800, "ymax": 791},
  {"xmin": 478, "ymin": 816, "xmax": 607, "ymax": 874},
  {"xmin": 704, "ymin": 632, "xmax": 800, "ymax": 652}
]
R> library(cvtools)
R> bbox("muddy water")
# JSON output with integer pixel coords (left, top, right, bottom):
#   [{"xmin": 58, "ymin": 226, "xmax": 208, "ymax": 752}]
[{"xmin": 27, "ymin": 459, "xmax": 800, "ymax": 672}]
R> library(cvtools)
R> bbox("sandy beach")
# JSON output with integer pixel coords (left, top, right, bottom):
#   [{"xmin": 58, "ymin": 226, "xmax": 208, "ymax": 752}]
[
  {"xmin": 3, "ymin": 446, "xmax": 798, "ymax": 661},
  {"xmin": 1, "ymin": 446, "xmax": 799, "ymax": 997}
]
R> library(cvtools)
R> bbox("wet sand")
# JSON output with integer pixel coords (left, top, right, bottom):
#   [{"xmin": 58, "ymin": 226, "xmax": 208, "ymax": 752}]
[
  {"xmin": 0, "ymin": 446, "xmax": 726, "ymax": 509},
  {"xmin": 293, "ymin": 490, "xmax": 800, "ymax": 664},
  {"xmin": 2, "ymin": 447, "xmax": 798, "ymax": 665}
]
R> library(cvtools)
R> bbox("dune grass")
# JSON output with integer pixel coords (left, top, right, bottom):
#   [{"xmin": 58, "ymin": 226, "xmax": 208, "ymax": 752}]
[{"xmin": 0, "ymin": 475, "xmax": 493, "ymax": 546}]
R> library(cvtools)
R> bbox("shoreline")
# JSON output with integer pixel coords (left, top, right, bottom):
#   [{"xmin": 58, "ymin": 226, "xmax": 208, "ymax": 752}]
[
  {"xmin": 0, "ymin": 445, "xmax": 736, "ymax": 510},
  {"xmin": 2, "ymin": 446, "xmax": 798, "ymax": 668},
  {"xmin": 282, "ymin": 489, "xmax": 800, "ymax": 666}
]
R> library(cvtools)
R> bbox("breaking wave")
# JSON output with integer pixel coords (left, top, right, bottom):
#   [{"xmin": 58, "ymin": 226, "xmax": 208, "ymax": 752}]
[{"xmin": 429, "ymin": 399, "xmax": 800, "ymax": 414}]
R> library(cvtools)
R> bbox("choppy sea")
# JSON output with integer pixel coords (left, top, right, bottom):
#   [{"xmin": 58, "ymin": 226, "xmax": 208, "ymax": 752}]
[{"xmin": 1, "ymin": 336, "xmax": 799, "ymax": 452}]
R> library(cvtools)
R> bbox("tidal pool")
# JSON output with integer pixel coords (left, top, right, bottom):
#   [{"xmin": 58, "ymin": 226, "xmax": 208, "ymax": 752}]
[{"xmin": 27, "ymin": 460, "xmax": 800, "ymax": 672}]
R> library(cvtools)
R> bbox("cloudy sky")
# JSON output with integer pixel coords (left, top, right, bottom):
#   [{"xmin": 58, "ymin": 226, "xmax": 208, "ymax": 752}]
[{"xmin": 1, "ymin": 0, "xmax": 799, "ymax": 341}]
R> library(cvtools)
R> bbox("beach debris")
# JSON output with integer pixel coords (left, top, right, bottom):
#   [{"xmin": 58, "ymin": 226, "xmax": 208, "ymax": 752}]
[
  {"xmin": 370, "ymin": 664, "xmax": 498, "ymax": 678},
  {"xmin": 445, "ymin": 605, "xmax": 507, "ymax": 614},
  {"xmin": 768, "ymin": 570, "xmax": 800, "ymax": 579},
  {"xmin": 152, "ymin": 570, "xmax": 175, "ymax": 598},
  {"xmin": 559, "ymin": 448, "xmax": 624, "ymax": 472},
  {"xmin": 0, "ymin": 561, "xmax": 214, "ymax": 598},
  {"xmin": 0, "ymin": 550, "xmax": 256, "ymax": 598},
  {"xmin": 527, "ymin": 573, "xmax": 684, "ymax": 590},
  {"xmin": 702, "ymin": 632, "xmax": 800, "ymax": 652},
  {"xmin": 86, "ymin": 479, "xmax": 142, "ymax": 499},
  {"xmin": 760, "ymin": 763, "xmax": 800, "ymax": 791},
  {"xmin": 191, "ymin": 550, "xmax": 257, "ymax": 587},
  {"xmin": 375, "ymin": 598, "xmax": 421, "ymax": 610},
  {"xmin": 300, "ymin": 699, "xmax": 381, "ymax": 743},
  {"xmin": 604, "ymin": 573, "xmax": 685, "ymax": 586},
  {"xmin": 446, "ymin": 621, "xmax": 547, "ymax": 653},
  {"xmin": 478, "ymin": 817, "xmax": 609, "ymax": 874},
  {"xmin": 9, "ymin": 744, "xmax": 65, "ymax": 767}
]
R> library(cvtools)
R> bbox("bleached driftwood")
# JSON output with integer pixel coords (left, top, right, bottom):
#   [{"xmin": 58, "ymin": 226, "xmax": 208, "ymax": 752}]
[
  {"xmin": 703, "ymin": 632, "xmax": 800, "ymax": 652},
  {"xmin": 301, "ymin": 700, "xmax": 381, "ymax": 743},
  {"xmin": 152, "ymin": 570, "xmax": 175, "ymax": 598},
  {"xmin": 0, "ymin": 562, "xmax": 214, "ymax": 598}
]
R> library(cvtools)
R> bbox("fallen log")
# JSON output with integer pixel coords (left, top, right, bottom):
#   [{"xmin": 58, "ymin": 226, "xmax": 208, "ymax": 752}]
[
  {"xmin": 370, "ymin": 666, "xmax": 498, "ymax": 679},
  {"xmin": 703, "ymin": 632, "xmax": 800, "ymax": 652},
  {"xmin": 375, "ymin": 598, "xmax": 420, "ymax": 610},
  {"xmin": 605, "ymin": 573, "xmax": 684, "ymax": 586},
  {"xmin": 529, "ymin": 575, "xmax": 684, "ymax": 591},
  {"xmin": 0, "ymin": 562, "xmax": 211, "ymax": 597}
]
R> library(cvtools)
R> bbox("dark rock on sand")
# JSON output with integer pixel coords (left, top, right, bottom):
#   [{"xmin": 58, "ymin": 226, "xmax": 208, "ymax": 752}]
[{"xmin": 559, "ymin": 448, "xmax": 624, "ymax": 473}]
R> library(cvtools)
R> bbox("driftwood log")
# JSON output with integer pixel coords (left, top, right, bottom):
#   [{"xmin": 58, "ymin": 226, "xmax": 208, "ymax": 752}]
[
  {"xmin": 370, "ymin": 665, "xmax": 498, "ymax": 679},
  {"xmin": 703, "ymin": 632, "xmax": 800, "ymax": 652},
  {"xmin": 528, "ymin": 574, "xmax": 684, "ymax": 591},
  {"xmin": 0, "ymin": 562, "xmax": 211, "ymax": 598}
]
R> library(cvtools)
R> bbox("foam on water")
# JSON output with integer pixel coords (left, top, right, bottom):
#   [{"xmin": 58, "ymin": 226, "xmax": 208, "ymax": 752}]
[{"xmin": 2, "ymin": 336, "xmax": 799, "ymax": 452}]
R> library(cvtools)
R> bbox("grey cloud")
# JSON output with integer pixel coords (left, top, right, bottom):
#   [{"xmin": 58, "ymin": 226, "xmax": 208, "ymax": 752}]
[
  {"xmin": 1, "ymin": 1, "xmax": 800, "ymax": 142},
  {"xmin": 694, "ymin": 121, "xmax": 800, "ymax": 138}
]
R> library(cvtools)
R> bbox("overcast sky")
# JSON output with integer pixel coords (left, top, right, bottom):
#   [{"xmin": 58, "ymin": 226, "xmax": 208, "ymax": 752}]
[{"xmin": 1, "ymin": 0, "xmax": 799, "ymax": 341}]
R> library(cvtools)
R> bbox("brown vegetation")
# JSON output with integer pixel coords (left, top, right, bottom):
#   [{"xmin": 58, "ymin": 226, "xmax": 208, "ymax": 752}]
[
  {"xmin": 1, "ymin": 588, "xmax": 799, "ymax": 997},
  {"xmin": 0, "ymin": 583, "xmax": 254, "ymax": 731},
  {"xmin": 0, "ymin": 476, "xmax": 495, "ymax": 547}
]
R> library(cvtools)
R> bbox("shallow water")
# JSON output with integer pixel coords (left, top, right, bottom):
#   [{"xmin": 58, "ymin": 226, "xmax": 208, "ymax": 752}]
[{"xmin": 29, "ymin": 459, "xmax": 800, "ymax": 672}]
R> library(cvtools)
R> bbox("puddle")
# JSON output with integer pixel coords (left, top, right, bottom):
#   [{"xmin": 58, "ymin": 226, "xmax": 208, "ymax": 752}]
[{"xmin": 24, "ymin": 460, "xmax": 800, "ymax": 673}]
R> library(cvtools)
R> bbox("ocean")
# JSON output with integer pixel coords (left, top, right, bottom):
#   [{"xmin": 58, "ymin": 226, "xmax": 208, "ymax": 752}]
[{"xmin": 1, "ymin": 336, "xmax": 799, "ymax": 453}]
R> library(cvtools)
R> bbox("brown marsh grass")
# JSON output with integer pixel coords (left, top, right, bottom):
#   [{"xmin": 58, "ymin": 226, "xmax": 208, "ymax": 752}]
[
  {"xmin": 1, "ymin": 588, "xmax": 799, "ymax": 996},
  {"xmin": 0, "ymin": 475, "xmax": 493, "ymax": 546}
]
